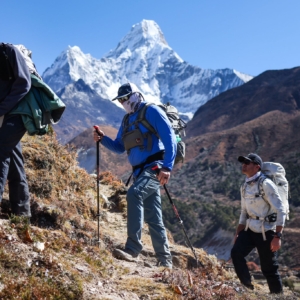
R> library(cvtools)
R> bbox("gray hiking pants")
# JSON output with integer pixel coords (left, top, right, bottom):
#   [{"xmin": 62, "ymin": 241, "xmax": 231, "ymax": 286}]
[
  {"xmin": 0, "ymin": 115, "xmax": 31, "ymax": 216},
  {"xmin": 125, "ymin": 166, "xmax": 172, "ymax": 267}
]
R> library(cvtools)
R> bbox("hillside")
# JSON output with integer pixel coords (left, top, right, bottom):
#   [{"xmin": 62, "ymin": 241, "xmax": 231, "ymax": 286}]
[
  {"xmin": 68, "ymin": 67, "xmax": 300, "ymax": 277},
  {"xmin": 68, "ymin": 126, "xmax": 131, "ymax": 178},
  {"xmin": 0, "ymin": 132, "xmax": 299, "ymax": 299},
  {"xmin": 168, "ymin": 110, "xmax": 300, "ymax": 265},
  {"xmin": 167, "ymin": 67, "xmax": 300, "ymax": 267},
  {"xmin": 52, "ymin": 80, "xmax": 125, "ymax": 144}
]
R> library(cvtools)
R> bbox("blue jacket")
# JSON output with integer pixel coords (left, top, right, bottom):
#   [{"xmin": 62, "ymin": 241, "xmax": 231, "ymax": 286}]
[{"xmin": 101, "ymin": 102, "xmax": 177, "ymax": 174}]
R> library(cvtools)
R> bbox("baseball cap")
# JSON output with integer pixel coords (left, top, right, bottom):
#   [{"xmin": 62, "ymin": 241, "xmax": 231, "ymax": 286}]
[
  {"xmin": 112, "ymin": 83, "xmax": 140, "ymax": 101},
  {"xmin": 237, "ymin": 153, "xmax": 263, "ymax": 167}
]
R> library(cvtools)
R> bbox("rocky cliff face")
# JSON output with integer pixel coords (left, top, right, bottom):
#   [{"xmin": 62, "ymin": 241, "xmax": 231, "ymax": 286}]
[{"xmin": 53, "ymin": 79, "xmax": 125, "ymax": 144}]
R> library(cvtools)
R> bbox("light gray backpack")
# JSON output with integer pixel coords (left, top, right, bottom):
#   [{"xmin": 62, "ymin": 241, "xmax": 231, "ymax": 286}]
[
  {"xmin": 258, "ymin": 162, "xmax": 290, "ymax": 220},
  {"xmin": 14, "ymin": 44, "xmax": 41, "ymax": 79}
]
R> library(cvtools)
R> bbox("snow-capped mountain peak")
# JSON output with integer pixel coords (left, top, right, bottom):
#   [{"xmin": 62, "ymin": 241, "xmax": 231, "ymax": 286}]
[
  {"xmin": 111, "ymin": 19, "xmax": 168, "ymax": 57},
  {"xmin": 43, "ymin": 19, "xmax": 253, "ymax": 137},
  {"xmin": 233, "ymin": 69, "xmax": 253, "ymax": 82},
  {"xmin": 42, "ymin": 46, "xmax": 93, "ymax": 92}
]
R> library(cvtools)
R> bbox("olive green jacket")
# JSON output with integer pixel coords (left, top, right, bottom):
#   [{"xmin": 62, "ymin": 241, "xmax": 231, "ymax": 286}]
[{"xmin": 10, "ymin": 74, "xmax": 65, "ymax": 135}]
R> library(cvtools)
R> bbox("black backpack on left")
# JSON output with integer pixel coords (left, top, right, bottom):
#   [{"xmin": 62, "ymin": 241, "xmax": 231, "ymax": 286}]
[{"xmin": 0, "ymin": 43, "xmax": 14, "ymax": 81}]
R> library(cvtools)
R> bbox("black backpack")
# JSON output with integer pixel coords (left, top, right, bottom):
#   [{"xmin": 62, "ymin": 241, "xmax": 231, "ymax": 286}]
[
  {"xmin": 0, "ymin": 43, "xmax": 41, "ymax": 81},
  {"xmin": 0, "ymin": 43, "xmax": 14, "ymax": 81}
]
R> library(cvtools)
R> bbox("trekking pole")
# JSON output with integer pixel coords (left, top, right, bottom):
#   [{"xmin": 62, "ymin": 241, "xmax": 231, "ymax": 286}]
[
  {"xmin": 163, "ymin": 184, "xmax": 204, "ymax": 268},
  {"xmin": 93, "ymin": 125, "xmax": 101, "ymax": 247}
]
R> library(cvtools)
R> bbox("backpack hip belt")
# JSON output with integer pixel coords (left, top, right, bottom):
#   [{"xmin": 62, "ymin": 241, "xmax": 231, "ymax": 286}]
[
  {"xmin": 125, "ymin": 151, "xmax": 165, "ymax": 186},
  {"xmin": 245, "ymin": 212, "xmax": 277, "ymax": 241}
]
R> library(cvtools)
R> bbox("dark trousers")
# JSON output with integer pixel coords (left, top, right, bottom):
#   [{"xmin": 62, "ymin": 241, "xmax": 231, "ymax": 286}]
[
  {"xmin": 231, "ymin": 229, "xmax": 282, "ymax": 294},
  {"xmin": 0, "ymin": 115, "xmax": 31, "ymax": 216}
]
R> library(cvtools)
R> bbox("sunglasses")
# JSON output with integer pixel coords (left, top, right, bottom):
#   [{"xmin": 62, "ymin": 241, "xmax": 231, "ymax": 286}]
[
  {"xmin": 117, "ymin": 94, "xmax": 131, "ymax": 104},
  {"xmin": 243, "ymin": 160, "xmax": 258, "ymax": 165}
]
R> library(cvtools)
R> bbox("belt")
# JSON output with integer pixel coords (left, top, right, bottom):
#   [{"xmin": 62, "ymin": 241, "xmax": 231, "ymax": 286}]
[{"xmin": 125, "ymin": 151, "xmax": 165, "ymax": 186}]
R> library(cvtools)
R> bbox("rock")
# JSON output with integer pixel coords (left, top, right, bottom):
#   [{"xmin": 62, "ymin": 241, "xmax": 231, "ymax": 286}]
[
  {"xmin": 144, "ymin": 262, "xmax": 152, "ymax": 268},
  {"xmin": 75, "ymin": 264, "xmax": 88, "ymax": 272},
  {"xmin": 33, "ymin": 242, "xmax": 45, "ymax": 252}
]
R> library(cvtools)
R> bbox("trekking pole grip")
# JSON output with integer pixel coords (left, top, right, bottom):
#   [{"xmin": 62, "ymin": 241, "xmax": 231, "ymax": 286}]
[
  {"xmin": 93, "ymin": 125, "xmax": 101, "ymax": 136},
  {"xmin": 93, "ymin": 126, "xmax": 100, "ymax": 173}
]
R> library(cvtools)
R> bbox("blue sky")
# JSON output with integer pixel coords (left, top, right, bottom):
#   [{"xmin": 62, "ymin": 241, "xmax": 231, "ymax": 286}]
[{"xmin": 2, "ymin": 0, "xmax": 299, "ymax": 77}]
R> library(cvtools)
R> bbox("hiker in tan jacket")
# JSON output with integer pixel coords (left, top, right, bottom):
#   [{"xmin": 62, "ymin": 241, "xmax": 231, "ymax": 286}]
[{"xmin": 231, "ymin": 153, "xmax": 286, "ymax": 294}]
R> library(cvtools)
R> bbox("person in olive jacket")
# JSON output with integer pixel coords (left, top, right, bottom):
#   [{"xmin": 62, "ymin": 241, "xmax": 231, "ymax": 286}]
[{"xmin": 0, "ymin": 43, "xmax": 31, "ymax": 217}]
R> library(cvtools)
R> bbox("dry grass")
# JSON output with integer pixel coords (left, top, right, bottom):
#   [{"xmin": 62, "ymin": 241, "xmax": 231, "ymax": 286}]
[
  {"xmin": 0, "ymin": 131, "xmax": 298, "ymax": 299},
  {"xmin": 0, "ymin": 132, "xmax": 131, "ymax": 299},
  {"xmin": 117, "ymin": 277, "xmax": 175, "ymax": 300}
]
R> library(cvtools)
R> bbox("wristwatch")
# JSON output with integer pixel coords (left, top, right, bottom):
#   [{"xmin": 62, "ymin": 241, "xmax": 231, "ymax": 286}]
[{"xmin": 274, "ymin": 232, "xmax": 282, "ymax": 239}]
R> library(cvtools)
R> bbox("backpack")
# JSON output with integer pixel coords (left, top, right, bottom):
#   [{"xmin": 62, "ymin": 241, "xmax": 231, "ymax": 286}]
[
  {"xmin": 1, "ymin": 43, "xmax": 65, "ymax": 134},
  {"xmin": 14, "ymin": 44, "xmax": 42, "ymax": 79},
  {"xmin": 241, "ymin": 162, "xmax": 290, "ymax": 220},
  {"xmin": 0, "ymin": 43, "xmax": 14, "ymax": 81},
  {"xmin": 123, "ymin": 102, "xmax": 187, "ymax": 164},
  {"xmin": 259, "ymin": 162, "xmax": 290, "ymax": 220}
]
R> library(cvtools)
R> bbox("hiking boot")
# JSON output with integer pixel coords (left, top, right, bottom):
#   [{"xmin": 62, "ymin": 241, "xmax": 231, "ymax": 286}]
[
  {"xmin": 123, "ymin": 248, "xmax": 139, "ymax": 258},
  {"xmin": 242, "ymin": 282, "xmax": 254, "ymax": 290},
  {"xmin": 156, "ymin": 261, "xmax": 172, "ymax": 269},
  {"xmin": 113, "ymin": 248, "xmax": 139, "ymax": 262},
  {"xmin": 270, "ymin": 290, "xmax": 283, "ymax": 294}
]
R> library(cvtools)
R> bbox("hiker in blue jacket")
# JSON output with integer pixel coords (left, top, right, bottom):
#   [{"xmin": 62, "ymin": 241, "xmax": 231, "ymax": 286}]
[
  {"xmin": 0, "ymin": 43, "xmax": 31, "ymax": 217},
  {"xmin": 93, "ymin": 82, "xmax": 177, "ymax": 268}
]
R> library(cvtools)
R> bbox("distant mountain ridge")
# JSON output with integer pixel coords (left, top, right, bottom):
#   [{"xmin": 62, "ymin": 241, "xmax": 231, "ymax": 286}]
[
  {"xmin": 187, "ymin": 66, "xmax": 300, "ymax": 137},
  {"xmin": 42, "ymin": 20, "xmax": 252, "ymax": 143}
]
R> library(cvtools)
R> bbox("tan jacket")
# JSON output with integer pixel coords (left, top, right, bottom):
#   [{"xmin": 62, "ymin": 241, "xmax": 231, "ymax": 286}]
[{"xmin": 239, "ymin": 176, "xmax": 286, "ymax": 234}]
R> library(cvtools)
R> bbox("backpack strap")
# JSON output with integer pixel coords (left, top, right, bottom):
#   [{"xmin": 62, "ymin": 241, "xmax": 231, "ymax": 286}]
[
  {"xmin": 257, "ymin": 175, "xmax": 269, "ymax": 202},
  {"xmin": 242, "ymin": 175, "xmax": 272, "ymax": 241},
  {"xmin": 137, "ymin": 103, "xmax": 160, "ymax": 139},
  {"xmin": 241, "ymin": 182, "xmax": 246, "ymax": 198},
  {"xmin": 122, "ymin": 113, "xmax": 138, "ymax": 135},
  {"xmin": 121, "ymin": 104, "xmax": 156, "ymax": 153},
  {"xmin": 122, "ymin": 113, "xmax": 130, "ymax": 132}
]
